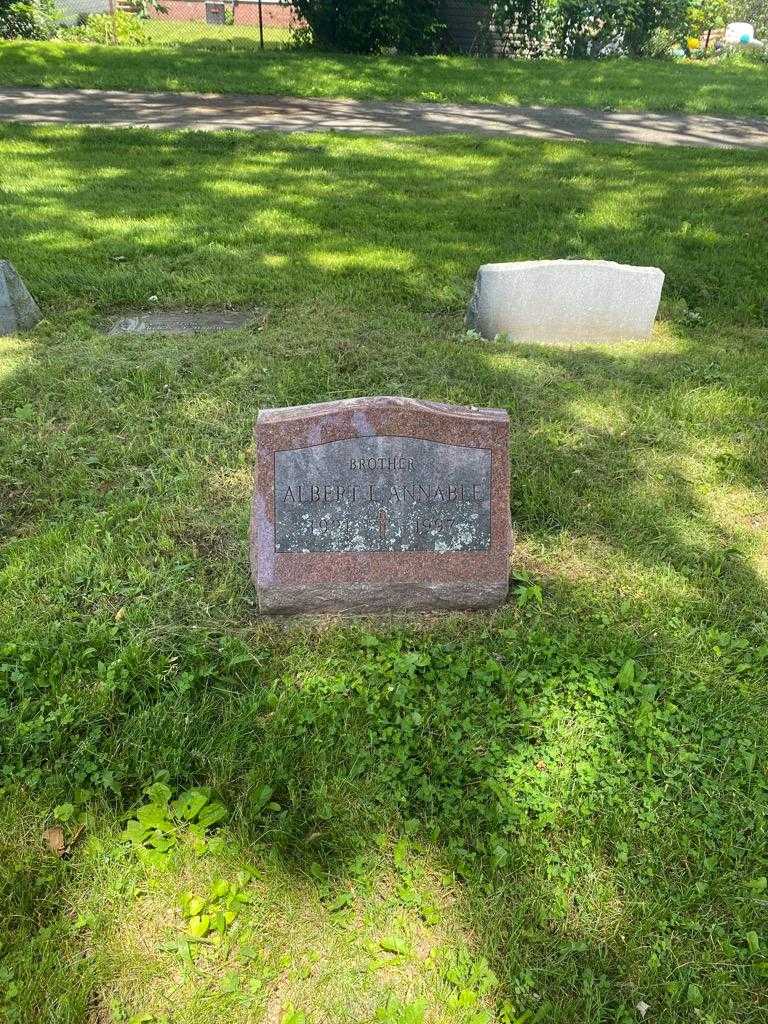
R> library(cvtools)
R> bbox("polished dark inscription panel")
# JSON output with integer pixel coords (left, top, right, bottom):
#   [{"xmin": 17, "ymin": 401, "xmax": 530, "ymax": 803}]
[{"xmin": 274, "ymin": 436, "xmax": 491, "ymax": 554}]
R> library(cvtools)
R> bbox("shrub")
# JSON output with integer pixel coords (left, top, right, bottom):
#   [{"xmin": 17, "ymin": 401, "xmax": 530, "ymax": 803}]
[
  {"xmin": 290, "ymin": 0, "xmax": 445, "ymax": 54},
  {"xmin": 487, "ymin": 0, "xmax": 555, "ymax": 57},
  {"xmin": 546, "ymin": 0, "xmax": 689, "ymax": 57},
  {"xmin": 718, "ymin": 43, "xmax": 768, "ymax": 63},
  {"xmin": 687, "ymin": 0, "xmax": 728, "ymax": 48},
  {"xmin": 642, "ymin": 25, "xmax": 680, "ymax": 54},
  {"xmin": 477, "ymin": 0, "xmax": 691, "ymax": 57},
  {"xmin": 60, "ymin": 9, "xmax": 148, "ymax": 45},
  {"xmin": 0, "ymin": 0, "xmax": 58, "ymax": 39}
]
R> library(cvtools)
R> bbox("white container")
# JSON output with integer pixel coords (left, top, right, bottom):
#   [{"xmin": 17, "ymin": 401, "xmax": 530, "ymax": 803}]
[{"xmin": 725, "ymin": 22, "xmax": 754, "ymax": 44}]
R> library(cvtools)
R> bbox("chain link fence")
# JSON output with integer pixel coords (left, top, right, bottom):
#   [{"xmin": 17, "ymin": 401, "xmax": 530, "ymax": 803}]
[
  {"xmin": 55, "ymin": 0, "xmax": 298, "ymax": 48},
  {"xmin": 14, "ymin": 0, "xmax": 757, "ymax": 57},
  {"xmin": 24, "ymin": 0, "xmax": 503, "ymax": 54}
]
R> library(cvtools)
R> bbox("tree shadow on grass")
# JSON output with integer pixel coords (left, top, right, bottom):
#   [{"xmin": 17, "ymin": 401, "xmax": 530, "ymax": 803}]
[
  {"xmin": 2, "ymin": 125, "xmax": 768, "ymax": 320},
  {"xmin": 1, "ymin": 125, "xmax": 768, "ymax": 1021}
]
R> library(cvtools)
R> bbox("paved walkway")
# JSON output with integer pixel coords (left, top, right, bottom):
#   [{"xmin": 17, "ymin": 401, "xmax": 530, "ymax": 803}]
[{"xmin": 2, "ymin": 87, "xmax": 768, "ymax": 149}]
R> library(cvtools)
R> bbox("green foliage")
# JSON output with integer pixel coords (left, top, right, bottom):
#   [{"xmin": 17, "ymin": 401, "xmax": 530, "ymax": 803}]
[
  {"xmin": 0, "ymin": 0, "xmax": 57, "ymax": 39},
  {"xmin": 546, "ymin": 0, "xmax": 689, "ymax": 56},
  {"xmin": 441, "ymin": 945, "xmax": 499, "ymax": 1016},
  {"xmin": 280, "ymin": 1008, "xmax": 307, "ymax": 1024},
  {"xmin": 121, "ymin": 783, "xmax": 228, "ymax": 865},
  {"xmin": 479, "ymin": 0, "xmax": 553, "ymax": 57},
  {"xmin": 687, "ymin": 0, "xmax": 728, "ymax": 40},
  {"xmin": 378, "ymin": 934, "xmax": 411, "ymax": 956},
  {"xmin": 5, "ymin": 621, "xmax": 766, "ymax": 883},
  {"xmin": 375, "ymin": 996, "xmax": 428, "ymax": 1022},
  {"xmin": 290, "ymin": 0, "xmax": 445, "ymax": 53},
  {"xmin": 392, "ymin": 835, "xmax": 440, "ymax": 924},
  {"xmin": 447, "ymin": 0, "xmax": 692, "ymax": 56},
  {"xmin": 178, "ymin": 871, "xmax": 255, "ymax": 945},
  {"xmin": 729, "ymin": 0, "xmax": 768, "ymax": 38},
  {"xmin": 290, "ymin": 0, "xmax": 693, "ymax": 56},
  {"xmin": 60, "ymin": 10, "xmax": 148, "ymax": 46}
]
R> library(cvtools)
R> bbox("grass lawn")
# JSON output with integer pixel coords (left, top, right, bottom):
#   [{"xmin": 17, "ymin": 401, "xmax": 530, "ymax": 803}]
[
  {"xmin": 1, "ymin": 123, "xmax": 768, "ymax": 1023},
  {"xmin": 1, "ymin": 40, "xmax": 768, "ymax": 115}
]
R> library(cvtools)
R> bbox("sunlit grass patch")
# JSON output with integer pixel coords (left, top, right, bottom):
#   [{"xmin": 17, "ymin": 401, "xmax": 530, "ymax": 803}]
[
  {"xmin": 0, "ymin": 337, "xmax": 30, "ymax": 383},
  {"xmin": 3, "ymin": 790, "xmax": 495, "ymax": 1024}
]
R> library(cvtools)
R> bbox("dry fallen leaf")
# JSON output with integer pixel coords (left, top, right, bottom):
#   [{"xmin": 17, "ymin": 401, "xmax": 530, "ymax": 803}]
[{"xmin": 43, "ymin": 826, "xmax": 66, "ymax": 857}]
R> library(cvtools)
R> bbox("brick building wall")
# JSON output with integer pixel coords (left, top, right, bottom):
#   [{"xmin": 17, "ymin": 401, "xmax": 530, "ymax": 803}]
[
  {"xmin": 234, "ymin": 1, "xmax": 295, "ymax": 28},
  {"xmin": 149, "ymin": 0, "xmax": 298, "ymax": 27},
  {"xmin": 150, "ymin": 1, "xmax": 207, "ymax": 20}
]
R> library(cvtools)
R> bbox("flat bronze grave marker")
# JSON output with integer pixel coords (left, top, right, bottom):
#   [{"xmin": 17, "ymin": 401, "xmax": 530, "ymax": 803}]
[{"xmin": 108, "ymin": 310, "xmax": 256, "ymax": 336}]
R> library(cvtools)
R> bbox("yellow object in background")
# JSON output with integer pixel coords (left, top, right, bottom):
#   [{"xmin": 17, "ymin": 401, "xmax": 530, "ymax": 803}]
[{"xmin": 688, "ymin": 36, "xmax": 701, "ymax": 48}]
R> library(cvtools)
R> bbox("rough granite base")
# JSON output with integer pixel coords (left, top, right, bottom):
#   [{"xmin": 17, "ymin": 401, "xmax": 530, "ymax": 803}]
[{"xmin": 258, "ymin": 581, "xmax": 510, "ymax": 615}]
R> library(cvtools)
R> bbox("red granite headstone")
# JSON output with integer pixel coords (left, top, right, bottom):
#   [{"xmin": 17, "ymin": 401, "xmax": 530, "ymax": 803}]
[{"xmin": 250, "ymin": 396, "xmax": 511, "ymax": 613}]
